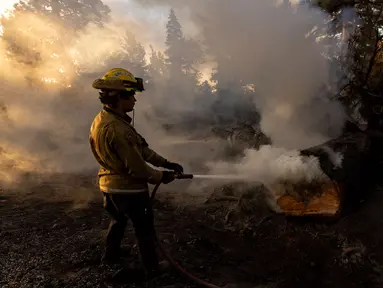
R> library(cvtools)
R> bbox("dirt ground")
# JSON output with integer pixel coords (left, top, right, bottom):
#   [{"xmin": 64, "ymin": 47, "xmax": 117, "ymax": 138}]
[{"xmin": 1, "ymin": 174, "xmax": 383, "ymax": 288}]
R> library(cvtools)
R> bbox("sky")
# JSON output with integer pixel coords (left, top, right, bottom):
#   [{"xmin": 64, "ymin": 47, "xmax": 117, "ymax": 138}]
[
  {"xmin": 0, "ymin": 0, "xmax": 211, "ymax": 80},
  {"xmin": 0, "ymin": 0, "xmax": 18, "ymax": 16},
  {"xmin": 0, "ymin": 0, "xmax": 300, "ymax": 44},
  {"xmin": 0, "ymin": 0, "xmax": 301, "ymax": 17},
  {"xmin": 0, "ymin": 0, "xmax": 163, "ymax": 20},
  {"xmin": 0, "ymin": 0, "xmax": 196, "ymax": 51},
  {"xmin": 0, "ymin": 0, "xmax": 166, "ymax": 52}
]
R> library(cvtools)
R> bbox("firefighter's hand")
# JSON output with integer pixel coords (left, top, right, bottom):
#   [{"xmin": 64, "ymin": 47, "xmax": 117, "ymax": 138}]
[
  {"xmin": 161, "ymin": 171, "xmax": 176, "ymax": 184},
  {"xmin": 163, "ymin": 161, "xmax": 184, "ymax": 174}
]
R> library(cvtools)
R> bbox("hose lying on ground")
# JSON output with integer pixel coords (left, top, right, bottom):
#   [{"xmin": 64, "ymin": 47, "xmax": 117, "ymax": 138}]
[{"xmin": 150, "ymin": 180, "xmax": 223, "ymax": 288}]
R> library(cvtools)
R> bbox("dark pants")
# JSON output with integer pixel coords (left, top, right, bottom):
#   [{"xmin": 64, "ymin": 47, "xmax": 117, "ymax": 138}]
[{"xmin": 102, "ymin": 192, "xmax": 159, "ymax": 271}]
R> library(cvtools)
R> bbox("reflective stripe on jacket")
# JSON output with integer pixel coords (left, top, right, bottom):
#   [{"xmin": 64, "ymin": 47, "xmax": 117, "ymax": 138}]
[{"xmin": 89, "ymin": 107, "xmax": 167, "ymax": 193}]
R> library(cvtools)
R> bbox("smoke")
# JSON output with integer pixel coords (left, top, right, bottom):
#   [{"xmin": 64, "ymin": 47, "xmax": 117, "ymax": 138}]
[
  {"xmin": 0, "ymin": 10, "xmax": 143, "ymax": 185},
  {"xmin": 175, "ymin": 0, "xmax": 346, "ymax": 148},
  {"xmin": 207, "ymin": 146, "xmax": 329, "ymax": 185},
  {"xmin": 0, "ymin": 0, "xmax": 348, "ymax": 199},
  {"xmin": 132, "ymin": 0, "xmax": 348, "ymax": 185}
]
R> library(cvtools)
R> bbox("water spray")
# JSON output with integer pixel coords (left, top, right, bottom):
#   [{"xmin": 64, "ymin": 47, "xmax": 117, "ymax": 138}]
[{"xmin": 192, "ymin": 174, "xmax": 247, "ymax": 181}]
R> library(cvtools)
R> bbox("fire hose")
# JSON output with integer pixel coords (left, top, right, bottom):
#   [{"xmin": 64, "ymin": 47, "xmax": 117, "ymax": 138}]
[{"xmin": 150, "ymin": 173, "xmax": 223, "ymax": 288}]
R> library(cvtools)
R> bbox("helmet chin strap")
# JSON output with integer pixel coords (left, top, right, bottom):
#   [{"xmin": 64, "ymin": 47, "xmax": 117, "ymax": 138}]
[{"xmin": 132, "ymin": 109, "xmax": 135, "ymax": 127}]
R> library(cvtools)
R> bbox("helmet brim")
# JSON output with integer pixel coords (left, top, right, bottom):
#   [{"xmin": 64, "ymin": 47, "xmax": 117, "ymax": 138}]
[{"xmin": 92, "ymin": 78, "xmax": 145, "ymax": 92}]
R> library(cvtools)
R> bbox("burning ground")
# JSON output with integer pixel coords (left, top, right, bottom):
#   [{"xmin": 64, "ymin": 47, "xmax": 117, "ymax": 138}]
[{"xmin": 1, "ymin": 173, "xmax": 383, "ymax": 288}]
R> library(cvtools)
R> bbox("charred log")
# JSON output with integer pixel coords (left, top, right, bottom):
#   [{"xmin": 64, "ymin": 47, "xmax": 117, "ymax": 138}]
[{"xmin": 273, "ymin": 130, "xmax": 377, "ymax": 217}]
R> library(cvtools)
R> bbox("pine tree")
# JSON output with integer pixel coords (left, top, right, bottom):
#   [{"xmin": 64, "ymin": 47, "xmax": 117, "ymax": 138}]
[
  {"xmin": 311, "ymin": 0, "xmax": 383, "ymax": 129},
  {"xmin": 165, "ymin": 8, "xmax": 185, "ymax": 77},
  {"xmin": 141, "ymin": 45, "xmax": 170, "ymax": 120},
  {"xmin": 164, "ymin": 9, "xmax": 203, "ymax": 79},
  {"xmin": 122, "ymin": 32, "xmax": 148, "ymax": 79},
  {"xmin": 102, "ymin": 31, "xmax": 150, "ymax": 92},
  {"xmin": 147, "ymin": 46, "xmax": 167, "ymax": 80},
  {"xmin": 144, "ymin": 8, "xmax": 206, "ymax": 128}
]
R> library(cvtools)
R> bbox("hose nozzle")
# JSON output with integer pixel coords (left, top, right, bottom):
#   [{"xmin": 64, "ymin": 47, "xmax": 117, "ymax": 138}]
[{"xmin": 175, "ymin": 173, "xmax": 194, "ymax": 179}]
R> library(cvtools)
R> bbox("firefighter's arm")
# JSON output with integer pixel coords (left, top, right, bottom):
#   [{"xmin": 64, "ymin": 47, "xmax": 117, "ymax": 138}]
[
  {"xmin": 137, "ymin": 134, "xmax": 167, "ymax": 167},
  {"xmin": 140, "ymin": 136, "xmax": 184, "ymax": 173},
  {"xmin": 108, "ymin": 125, "xmax": 163, "ymax": 184},
  {"xmin": 142, "ymin": 145, "xmax": 167, "ymax": 167}
]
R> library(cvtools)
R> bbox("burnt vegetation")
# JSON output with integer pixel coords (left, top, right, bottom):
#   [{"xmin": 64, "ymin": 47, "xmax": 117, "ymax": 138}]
[{"xmin": 1, "ymin": 0, "xmax": 383, "ymax": 287}]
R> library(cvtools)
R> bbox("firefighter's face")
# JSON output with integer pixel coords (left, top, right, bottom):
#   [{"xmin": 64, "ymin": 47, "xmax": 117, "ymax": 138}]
[{"xmin": 120, "ymin": 94, "xmax": 136, "ymax": 112}]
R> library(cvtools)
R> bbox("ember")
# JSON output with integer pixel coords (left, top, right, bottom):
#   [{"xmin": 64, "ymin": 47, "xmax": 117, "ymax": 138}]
[{"xmin": 270, "ymin": 180, "xmax": 342, "ymax": 217}]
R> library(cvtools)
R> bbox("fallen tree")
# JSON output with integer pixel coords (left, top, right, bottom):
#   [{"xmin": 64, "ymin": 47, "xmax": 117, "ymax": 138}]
[
  {"xmin": 271, "ymin": 130, "xmax": 372, "ymax": 217},
  {"xmin": 210, "ymin": 122, "xmax": 383, "ymax": 221}
]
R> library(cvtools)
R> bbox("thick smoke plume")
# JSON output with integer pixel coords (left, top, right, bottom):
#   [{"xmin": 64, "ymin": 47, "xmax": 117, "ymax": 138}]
[
  {"xmin": 135, "ymin": 0, "xmax": 347, "ymax": 147},
  {"xmin": 0, "ymin": 10, "xmax": 138, "ymax": 184},
  {"xmin": 0, "ymin": 0, "xmax": 348, "ymax": 196},
  {"xmin": 207, "ymin": 146, "xmax": 329, "ymax": 184},
  {"xmin": 133, "ymin": 0, "xmax": 348, "ymax": 187}
]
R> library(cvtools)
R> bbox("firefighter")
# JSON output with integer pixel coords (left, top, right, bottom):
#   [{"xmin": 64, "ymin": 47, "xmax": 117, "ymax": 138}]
[{"xmin": 89, "ymin": 68, "xmax": 184, "ymax": 276}]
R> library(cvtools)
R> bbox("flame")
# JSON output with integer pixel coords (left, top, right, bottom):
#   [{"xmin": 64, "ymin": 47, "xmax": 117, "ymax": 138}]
[{"xmin": 270, "ymin": 180, "xmax": 343, "ymax": 217}]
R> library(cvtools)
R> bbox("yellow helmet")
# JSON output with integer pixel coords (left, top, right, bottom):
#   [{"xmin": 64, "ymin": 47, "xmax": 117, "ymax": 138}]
[{"xmin": 92, "ymin": 68, "xmax": 145, "ymax": 92}]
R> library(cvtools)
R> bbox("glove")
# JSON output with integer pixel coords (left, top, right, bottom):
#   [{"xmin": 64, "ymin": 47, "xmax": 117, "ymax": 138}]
[
  {"xmin": 163, "ymin": 161, "xmax": 184, "ymax": 174},
  {"xmin": 161, "ymin": 171, "xmax": 176, "ymax": 184}
]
